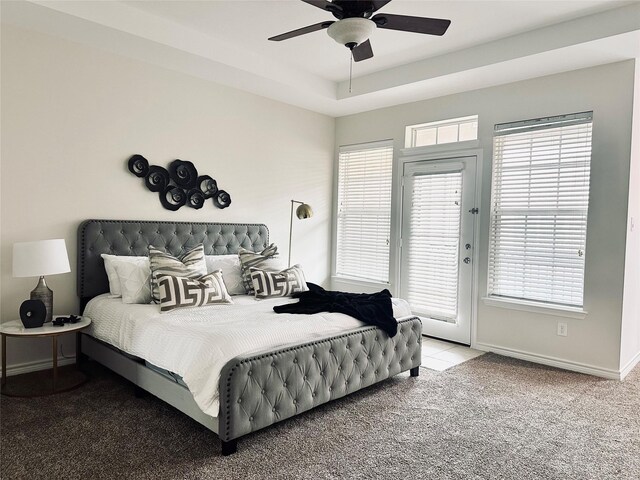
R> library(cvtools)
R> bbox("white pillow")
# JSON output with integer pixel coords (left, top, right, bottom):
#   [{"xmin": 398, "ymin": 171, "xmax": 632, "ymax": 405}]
[
  {"xmin": 205, "ymin": 255, "xmax": 245, "ymax": 295},
  {"xmin": 101, "ymin": 254, "xmax": 148, "ymax": 297},
  {"xmin": 113, "ymin": 257, "xmax": 152, "ymax": 304}
]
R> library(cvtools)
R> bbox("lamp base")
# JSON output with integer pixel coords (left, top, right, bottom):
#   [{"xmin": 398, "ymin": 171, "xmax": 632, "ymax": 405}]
[{"xmin": 30, "ymin": 276, "xmax": 53, "ymax": 323}]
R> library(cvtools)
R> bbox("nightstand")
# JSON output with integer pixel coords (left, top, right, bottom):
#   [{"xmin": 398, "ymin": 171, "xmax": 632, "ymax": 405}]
[{"xmin": 1, "ymin": 316, "xmax": 91, "ymax": 397}]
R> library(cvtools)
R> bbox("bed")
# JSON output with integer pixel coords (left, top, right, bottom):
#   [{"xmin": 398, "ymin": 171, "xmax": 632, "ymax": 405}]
[{"xmin": 77, "ymin": 219, "xmax": 422, "ymax": 455}]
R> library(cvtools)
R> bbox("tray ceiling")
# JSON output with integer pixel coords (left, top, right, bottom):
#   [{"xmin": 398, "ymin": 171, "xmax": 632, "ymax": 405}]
[{"xmin": 3, "ymin": 1, "xmax": 639, "ymax": 116}]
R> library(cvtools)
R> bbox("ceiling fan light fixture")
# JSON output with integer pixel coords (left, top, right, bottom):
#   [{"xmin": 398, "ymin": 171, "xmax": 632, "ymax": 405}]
[{"xmin": 327, "ymin": 17, "xmax": 375, "ymax": 48}]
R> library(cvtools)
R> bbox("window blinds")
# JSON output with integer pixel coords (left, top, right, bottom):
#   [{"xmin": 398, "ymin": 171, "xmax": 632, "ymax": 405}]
[
  {"xmin": 336, "ymin": 142, "xmax": 393, "ymax": 283},
  {"xmin": 405, "ymin": 171, "xmax": 463, "ymax": 321},
  {"xmin": 488, "ymin": 112, "xmax": 593, "ymax": 307}
]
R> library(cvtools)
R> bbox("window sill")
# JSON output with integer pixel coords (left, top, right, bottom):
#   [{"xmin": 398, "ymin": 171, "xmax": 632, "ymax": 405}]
[{"xmin": 482, "ymin": 297, "xmax": 587, "ymax": 319}]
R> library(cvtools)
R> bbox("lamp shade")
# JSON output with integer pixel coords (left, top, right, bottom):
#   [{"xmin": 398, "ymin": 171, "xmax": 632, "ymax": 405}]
[
  {"xmin": 327, "ymin": 18, "xmax": 375, "ymax": 47},
  {"xmin": 13, "ymin": 239, "xmax": 71, "ymax": 278},
  {"xmin": 295, "ymin": 203, "xmax": 314, "ymax": 219}
]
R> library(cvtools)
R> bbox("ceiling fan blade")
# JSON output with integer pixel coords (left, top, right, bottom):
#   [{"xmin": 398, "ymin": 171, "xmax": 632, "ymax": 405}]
[
  {"xmin": 372, "ymin": 13, "xmax": 451, "ymax": 36},
  {"xmin": 370, "ymin": 1, "xmax": 393, "ymax": 13},
  {"xmin": 300, "ymin": 0, "xmax": 342, "ymax": 13},
  {"xmin": 352, "ymin": 39, "xmax": 373, "ymax": 62},
  {"xmin": 268, "ymin": 21, "xmax": 334, "ymax": 41}
]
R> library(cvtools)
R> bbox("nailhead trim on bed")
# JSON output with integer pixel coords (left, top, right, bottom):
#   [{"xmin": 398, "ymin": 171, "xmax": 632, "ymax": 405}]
[{"xmin": 218, "ymin": 316, "xmax": 422, "ymax": 442}]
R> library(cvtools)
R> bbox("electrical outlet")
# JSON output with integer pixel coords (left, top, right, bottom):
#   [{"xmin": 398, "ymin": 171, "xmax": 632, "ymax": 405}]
[{"xmin": 557, "ymin": 322, "xmax": 568, "ymax": 337}]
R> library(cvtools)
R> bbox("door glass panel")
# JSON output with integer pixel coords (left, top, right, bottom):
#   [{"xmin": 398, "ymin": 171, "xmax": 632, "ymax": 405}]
[{"xmin": 405, "ymin": 171, "xmax": 463, "ymax": 322}]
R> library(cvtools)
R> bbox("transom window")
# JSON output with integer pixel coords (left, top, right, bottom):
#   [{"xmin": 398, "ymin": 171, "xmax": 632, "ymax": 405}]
[
  {"xmin": 488, "ymin": 111, "xmax": 593, "ymax": 308},
  {"xmin": 405, "ymin": 115, "xmax": 478, "ymax": 148}
]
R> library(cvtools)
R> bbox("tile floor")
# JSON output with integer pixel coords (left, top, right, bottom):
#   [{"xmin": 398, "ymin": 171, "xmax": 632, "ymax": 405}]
[{"xmin": 420, "ymin": 336, "xmax": 485, "ymax": 371}]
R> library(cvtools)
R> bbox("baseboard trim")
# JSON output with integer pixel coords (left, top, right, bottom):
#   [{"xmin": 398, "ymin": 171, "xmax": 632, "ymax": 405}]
[
  {"xmin": 474, "ymin": 342, "xmax": 622, "ymax": 380},
  {"xmin": 620, "ymin": 349, "xmax": 640, "ymax": 380},
  {"xmin": 1, "ymin": 356, "xmax": 76, "ymax": 378},
  {"xmin": 7, "ymin": 347, "xmax": 635, "ymax": 381}
]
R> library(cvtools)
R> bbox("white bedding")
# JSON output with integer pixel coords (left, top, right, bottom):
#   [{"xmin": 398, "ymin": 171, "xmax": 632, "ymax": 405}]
[{"xmin": 84, "ymin": 294, "xmax": 413, "ymax": 417}]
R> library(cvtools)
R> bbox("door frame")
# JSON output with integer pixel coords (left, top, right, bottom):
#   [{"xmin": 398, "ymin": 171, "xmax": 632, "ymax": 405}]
[{"xmin": 395, "ymin": 146, "xmax": 484, "ymax": 347}]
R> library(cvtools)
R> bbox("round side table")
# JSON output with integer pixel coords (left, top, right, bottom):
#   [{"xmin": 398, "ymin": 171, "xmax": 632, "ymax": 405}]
[{"xmin": 1, "ymin": 316, "xmax": 91, "ymax": 397}]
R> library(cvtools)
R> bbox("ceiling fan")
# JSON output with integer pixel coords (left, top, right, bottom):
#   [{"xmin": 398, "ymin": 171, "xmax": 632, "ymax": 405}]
[{"xmin": 268, "ymin": 0, "xmax": 451, "ymax": 62}]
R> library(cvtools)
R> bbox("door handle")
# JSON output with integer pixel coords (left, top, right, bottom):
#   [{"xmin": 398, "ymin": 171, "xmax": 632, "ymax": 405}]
[{"xmin": 463, "ymin": 257, "xmax": 471, "ymax": 264}]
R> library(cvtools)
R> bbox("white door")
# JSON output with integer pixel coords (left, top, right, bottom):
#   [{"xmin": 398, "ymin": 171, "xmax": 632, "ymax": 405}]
[{"xmin": 400, "ymin": 156, "xmax": 477, "ymax": 344}]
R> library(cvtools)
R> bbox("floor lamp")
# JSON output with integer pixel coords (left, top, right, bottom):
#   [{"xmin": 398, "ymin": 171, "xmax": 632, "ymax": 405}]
[{"xmin": 288, "ymin": 200, "xmax": 313, "ymax": 267}]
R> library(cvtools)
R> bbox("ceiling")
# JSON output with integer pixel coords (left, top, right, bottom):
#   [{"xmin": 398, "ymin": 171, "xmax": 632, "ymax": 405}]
[
  {"xmin": 2, "ymin": 1, "xmax": 640, "ymax": 116},
  {"xmin": 124, "ymin": 0, "xmax": 633, "ymax": 82}
]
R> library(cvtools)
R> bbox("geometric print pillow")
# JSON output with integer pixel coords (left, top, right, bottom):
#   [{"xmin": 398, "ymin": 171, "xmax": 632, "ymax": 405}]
[
  {"xmin": 250, "ymin": 265, "xmax": 308, "ymax": 299},
  {"xmin": 157, "ymin": 270, "xmax": 233, "ymax": 313},
  {"xmin": 149, "ymin": 244, "xmax": 207, "ymax": 303},
  {"xmin": 238, "ymin": 244, "xmax": 284, "ymax": 295}
]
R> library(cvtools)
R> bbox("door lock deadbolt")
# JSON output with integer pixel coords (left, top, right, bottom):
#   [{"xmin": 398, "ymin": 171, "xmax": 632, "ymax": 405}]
[{"xmin": 463, "ymin": 257, "xmax": 471, "ymax": 264}]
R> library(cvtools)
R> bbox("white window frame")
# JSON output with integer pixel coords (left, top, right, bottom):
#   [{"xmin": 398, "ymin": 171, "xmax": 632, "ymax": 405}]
[
  {"xmin": 405, "ymin": 115, "xmax": 479, "ymax": 148},
  {"xmin": 486, "ymin": 111, "xmax": 593, "ymax": 315},
  {"xmin": 333, "ymin": 140, "xmax": 394, "ymax": 284}
]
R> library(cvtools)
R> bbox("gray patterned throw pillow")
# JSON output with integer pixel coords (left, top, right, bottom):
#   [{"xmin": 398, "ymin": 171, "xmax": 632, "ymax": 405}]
[
  {"xmin": 250, "ymin": 265, "xmax": 308, "ymax": 299},
  {"xmin": 149, "ymin": 244, "xmax": 207, "ymax": 302},
  {"xmin": 238, "ymin": 244, "xmax": 285, "ymax": 295},
  {"xmin": 157, "ymin": 271, "xmax": 233, "ymax": 312}
]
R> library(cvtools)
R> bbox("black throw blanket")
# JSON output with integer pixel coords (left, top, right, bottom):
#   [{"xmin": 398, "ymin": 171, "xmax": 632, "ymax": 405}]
[{"xmin": 273, "ymin": 283, "xmax": 398, "ymax": 337}]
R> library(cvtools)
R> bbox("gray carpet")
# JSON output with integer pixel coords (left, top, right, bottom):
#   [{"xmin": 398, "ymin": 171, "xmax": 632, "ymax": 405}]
[{"xmin": 1, "ymin": 354, "xmax": 638, "ymax": 479}]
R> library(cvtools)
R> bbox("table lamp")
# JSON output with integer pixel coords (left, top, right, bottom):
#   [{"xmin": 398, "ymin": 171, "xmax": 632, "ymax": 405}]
[{"xmin": 13, "ymin": 239, "xmax": 71, "ymax": 323}]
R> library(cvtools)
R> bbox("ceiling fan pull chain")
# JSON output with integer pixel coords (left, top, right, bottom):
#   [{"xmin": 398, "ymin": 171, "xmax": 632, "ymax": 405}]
[{"xmin": 349, "ymin": 51, "xmax": 353, "ymax": 93}]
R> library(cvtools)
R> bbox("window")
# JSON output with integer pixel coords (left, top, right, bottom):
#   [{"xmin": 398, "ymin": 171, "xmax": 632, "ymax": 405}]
[
  {"xmin": 488, "ymin": 111, "xmax": 593, "ymax": 308},
  {"xmin": 405, "ymin": 115, "xmax": 478, "ymax": 148},
  {"xmin": 336, "ymin": 141, "xmax": 393, "ymax": 283}
]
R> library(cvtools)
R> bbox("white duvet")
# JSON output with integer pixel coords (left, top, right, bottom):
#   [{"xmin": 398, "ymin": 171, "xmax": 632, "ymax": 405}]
[{"xmin": 84, "ymin": 294, "xmax": 413, "ymax": 417}]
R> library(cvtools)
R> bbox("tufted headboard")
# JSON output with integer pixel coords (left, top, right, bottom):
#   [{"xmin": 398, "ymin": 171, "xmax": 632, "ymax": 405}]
[{"xmin": 77, "ymin": 219, "xmax": 269, "ymax": 310}]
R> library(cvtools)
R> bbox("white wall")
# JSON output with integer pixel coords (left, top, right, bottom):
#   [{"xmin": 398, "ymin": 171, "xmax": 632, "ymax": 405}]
[
  {"xmin": 335, "ymin": 61, "xmax": 635, "ymax": 376},
  {"xmin": 620, "ymin": 58, "xmax": 640, "ymax": 378},
  {"xmin": 0, "ymin": 25, "xmax": 335, "ymax": 373}
]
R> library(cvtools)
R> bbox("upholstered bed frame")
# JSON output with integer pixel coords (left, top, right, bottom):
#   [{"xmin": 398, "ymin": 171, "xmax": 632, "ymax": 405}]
[{"xmin": 77, "ymin": 219, "xmax": 422, "ymax": 455}]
